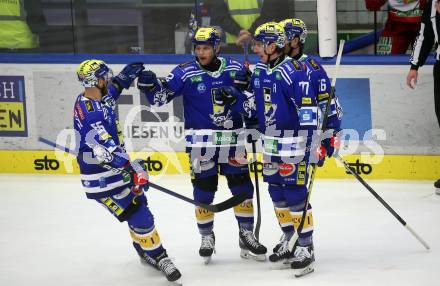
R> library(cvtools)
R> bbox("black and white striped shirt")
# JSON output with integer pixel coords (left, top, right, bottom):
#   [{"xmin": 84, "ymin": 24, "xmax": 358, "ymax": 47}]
[{"xmin": 411, "ymin": 0, "xmax": 440, "ymax": 69}]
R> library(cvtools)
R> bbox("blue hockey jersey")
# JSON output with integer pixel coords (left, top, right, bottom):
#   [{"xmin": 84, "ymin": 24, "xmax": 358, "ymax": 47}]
[
  {"xmin": 73, "ymin": 84, "xmax": 130, "ymax": 199},
  {"xmin": 143, "ymin": 57, "xmax": 248, "ymax": 152},
  {"xmin": 299, "ymin": 54, "xmax": 342, "ymax": 131},
  {"xmin": 248, "ymin": 57, "xmax": 319, "ymax": 163}
]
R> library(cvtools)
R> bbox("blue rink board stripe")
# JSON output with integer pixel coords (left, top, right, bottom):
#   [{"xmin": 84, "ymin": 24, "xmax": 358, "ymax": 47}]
[
  {"xmin": 0, "ymin": 54, "xmax": 436, "ymax": 65},
  {"xmin": 336, "ymin": 78, "xmax": 372, "ymax": 136}
]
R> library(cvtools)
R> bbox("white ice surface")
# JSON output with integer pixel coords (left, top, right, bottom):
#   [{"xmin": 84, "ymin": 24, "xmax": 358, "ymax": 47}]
[{"xmin": 0, "ymin": 174, "xmax": 439, "ymax": 286}]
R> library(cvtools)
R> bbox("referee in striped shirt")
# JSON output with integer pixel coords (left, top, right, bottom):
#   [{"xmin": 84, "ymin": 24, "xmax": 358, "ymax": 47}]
[{"xmin": 406, "ymin": 0, "xmax": 440, "ymax": 192}]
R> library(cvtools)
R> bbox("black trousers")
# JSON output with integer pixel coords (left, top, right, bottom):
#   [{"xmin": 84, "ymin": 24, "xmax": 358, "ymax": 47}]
[{"xmin": 434, "ymin": 61, "xmax": 440, "ymax": 128}]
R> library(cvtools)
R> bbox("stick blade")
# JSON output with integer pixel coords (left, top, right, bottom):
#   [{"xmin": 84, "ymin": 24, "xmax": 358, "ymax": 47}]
[{"xmin": 202, "ymin": 191, "xmax": 248, "ymax": 212}]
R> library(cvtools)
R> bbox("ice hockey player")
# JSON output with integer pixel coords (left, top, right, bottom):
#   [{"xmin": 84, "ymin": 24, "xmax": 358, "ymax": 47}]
[
  {"xmin": 265, "ymin": 17, "xmax": 342, "ymax": 262},
  {"xmin": 217, "ymin": 22, "xmax": 321, "ymax": 277},
  {"xmin": 137, "ymin": 26, "xmax": 267, "ymax": 264},
  {"xmin": 74, "ymin": 59, "xmax": 182, "ymax": 283}
]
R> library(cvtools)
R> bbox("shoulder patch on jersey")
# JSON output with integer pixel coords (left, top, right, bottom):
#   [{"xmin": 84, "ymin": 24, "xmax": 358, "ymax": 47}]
[
  {"xmin": 302, "ymin": 97, "xmax": 312, "ymax": 105},
  {"xmin": 307, "ymin": 58, "xmax": 320, "ymax": 70},
  {"xmin": 275, "ymin": 72, "xmax": 282, "ymax": 80},
  {"xmin": 179, "ymin": 61, "xmax": 193, "ymax": 68},
  {"xmin": 318, "ymin": 92, "xmax": 330, "ymax": 101},
  {"xmin": 75, "ymin": 102, "xmax": 85, "ymax": 120},
  {"xmin": 254, "ymin": 69, "xmax": 261, "ymax": 76},
  {"xmin": 85, "ymin": 100, "xmax": 95, "ymax": 112},
  {"xmin": 291, "ymin": 60, "xmax": 302, "ymax": 71},
  {"xmin": 229, "ymin": 70, "xmax": 237, "ymax": 78}
]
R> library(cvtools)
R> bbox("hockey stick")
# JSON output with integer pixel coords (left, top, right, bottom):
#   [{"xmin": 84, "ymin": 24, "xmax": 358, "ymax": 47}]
[
  {"xmin": 334, "ymin": 154, "xmax": 430, "ymax": 250},
  {"xmin": 243, "ymin": 41, "xmax": 262, "ymax": 240},
  {"xmin": 38, "ymin": 137, "xmax": 247, "ymax": 213},
  {"xmin": 288, "ymin": 40, "xmax": 345, "ymax": 252}
]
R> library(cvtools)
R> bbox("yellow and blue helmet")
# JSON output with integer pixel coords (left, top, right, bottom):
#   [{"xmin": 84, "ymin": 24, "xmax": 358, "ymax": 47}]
[
  {"xmin": 253, "ymin": 22, "xmax": 286, "ymax": 49},
  {"xmin": 279, "ymin": 18, "xmax": 308, "ymax": 44},
  {"xmin": 192, "ymin": 26, "xmax": 222, "ymax": 49},
  {"xmin": 76, "ymin": 59, "xmax": 112, "ymax": 88}
]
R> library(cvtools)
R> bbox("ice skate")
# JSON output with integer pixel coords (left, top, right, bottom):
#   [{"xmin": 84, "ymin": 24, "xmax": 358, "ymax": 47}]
[
  {"xmin": 269, "ymin": 233, "xmax": 297, "ymax": 264},
  {"xmin": 269, "ymin": 235, "xmax": 296, "ymax": 269},
  {"xmin": 133, "ymin": 242, "xmax": 159, "ymax": 270},
  {"xmin": 291, "ymin": 244, "xmax": 315, "ymax": 278},
  {"xmin": 199, "ymin": 232, "xmax": 215, "ymax": 264},
  {"xmin": 155, "ymin": 251, "xmax": 182, "ymax": 283},
  {"xmin": 239, "ymin": 227, "xmax": 267, "ymax": 261}
]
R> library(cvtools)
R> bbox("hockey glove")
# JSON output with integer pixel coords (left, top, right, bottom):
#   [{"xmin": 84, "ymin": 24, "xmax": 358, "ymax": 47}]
[
  {"xmin": 213, "ymin": 86, "xmax": 240, "ymax": 106},
  {"xmin": 234, "ymin": 69, "xmax": 252, "ymax": 92},
  {"xmin": 315, "ymin": 144, "xmax": 327, "ymax": 167},
  {"xmin": 322, "ymin": 134, "xmax": 341, "ymax": 158},
  {"xmin": 123, "ymin": 159, "xmax": 149, "ymax": 196},
  {"xmin": 137, "ymin": 70, "xmax": 158, "ymax": 92},
  {"xmin": 113, "ymin": 62, "xmax": 145, "ymax": 90}
]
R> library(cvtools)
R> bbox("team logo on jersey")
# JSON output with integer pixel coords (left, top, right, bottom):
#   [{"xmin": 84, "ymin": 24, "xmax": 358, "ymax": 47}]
[
  {"xmin": 278, "ymin": 163, "xmax": 295, "ymax": 177},
  {"xmin": 229, "ymin": 71, "xmax": 236, "ymax": 78},
  {"xmin": 263, "ymin": 87, "xmax": 277, "ymax": 126},
  {"xmin": 243, "ymin": 95, "xmax": 256, "ymax": 117},
  {"xmin": 275, "ymin": 72, "xmax": 282, "ymax": 80},
  {"xmin": 254, "ymin": 78, "xmax": 260, "ymax": 88},
  {"xmin": 85, "ymin": 101, "xmax": 95, "ymax": 112},
  {"xmin": 197, "ymin": 83, "xmax": 206, "ymax": 93},
  {"xmin": 190, "ymin": 75, "xmax": 202, "ymax": 83}
]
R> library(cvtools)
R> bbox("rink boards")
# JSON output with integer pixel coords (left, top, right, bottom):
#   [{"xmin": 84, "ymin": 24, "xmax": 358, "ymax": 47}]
[
  {"xmin": 0, "ymin": 150, "xmax": 438, "ymax": 180},
  {"xmin": 0, "ymin": 55, "xmax": 439, "ymax": 179}
]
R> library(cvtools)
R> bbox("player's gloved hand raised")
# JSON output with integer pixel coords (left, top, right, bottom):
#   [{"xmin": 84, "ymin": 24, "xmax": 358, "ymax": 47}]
[
  {"xmin": 234, "ymin": 69, "xmax": 252, "ymax": 92},
  {"xmin": 113, "ymin": 62, "xmax": 145, "ymax": 90},
  {"xmin": 213, "ymin": 86, "xmax": 239, "ymax": 106},
  {"xmin": 123, "ymin": 159, "xmax": 149, "ymax": 196},
  {"xmin": 137, "ymin": 70, "xmax": 158, "ymax": 92}
]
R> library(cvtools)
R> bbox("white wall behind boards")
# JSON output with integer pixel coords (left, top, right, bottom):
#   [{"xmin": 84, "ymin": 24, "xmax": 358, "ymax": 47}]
[{"xmin": 0, "ymin": 63, "xmax": 439, "ymax": 155}]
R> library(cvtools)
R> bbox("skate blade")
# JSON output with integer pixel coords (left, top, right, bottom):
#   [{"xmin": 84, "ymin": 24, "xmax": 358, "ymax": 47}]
[
  {"xmin": 293, "ymin": 262, "xmax": 315, "ymax": 278},
  {"xmin": 269, "ymin": 259, "xmax": 292, "ymax": 270},
  {"xmin": 240, "ymin": 249, "xmax": 266, "ymax": 261},
  {"xmin": 201, "ymin": 249, "xmax": 215, "ymax": 265},
  {"xmin": 168, "ymin": 279, "xmax": 183, "ymax": 286},
  {"xmin": 203, "ymin": 256, "xmax": 212, "ymax": 265}
]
